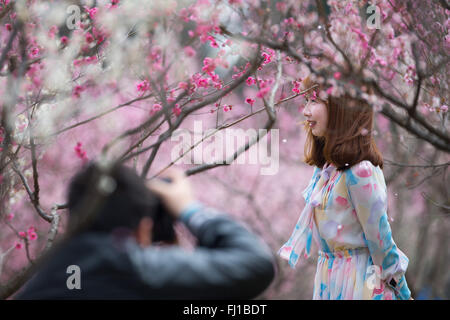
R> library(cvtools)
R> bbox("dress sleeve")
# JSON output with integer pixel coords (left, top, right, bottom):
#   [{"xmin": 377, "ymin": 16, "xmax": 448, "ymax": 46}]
[
  {"xmin": 278, "ymin": 166, "xmax": 321, "ymax": 267},
  {"xmin": 301, "ymin": 166, "xmax": 320, "ymax": 203},
  {"xmin": 345, "ymin": 160, "xmax": 411, "ymax": 300}
]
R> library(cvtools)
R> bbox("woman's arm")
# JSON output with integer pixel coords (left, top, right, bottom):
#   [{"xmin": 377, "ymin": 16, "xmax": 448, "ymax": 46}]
[{"xmin": 346, "ymin": 160, "xmax": 412, "ymax": 300}]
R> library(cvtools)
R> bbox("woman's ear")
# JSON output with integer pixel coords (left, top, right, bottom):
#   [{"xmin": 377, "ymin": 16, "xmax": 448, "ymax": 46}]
[{"xmin": 135, "ymin": 217, "xmax": 153, "ymax": 248}]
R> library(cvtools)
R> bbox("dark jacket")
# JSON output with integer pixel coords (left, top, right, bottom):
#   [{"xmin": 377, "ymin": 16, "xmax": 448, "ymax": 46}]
[{"xmin": 15, "ymin": 204, "xmax": 276, "ymax": 299}]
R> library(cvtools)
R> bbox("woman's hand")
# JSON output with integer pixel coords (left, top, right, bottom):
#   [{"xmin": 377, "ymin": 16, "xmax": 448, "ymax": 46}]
[{"xmin": 146, "ymin": 167, "xmax": 197, "ymax": 219}]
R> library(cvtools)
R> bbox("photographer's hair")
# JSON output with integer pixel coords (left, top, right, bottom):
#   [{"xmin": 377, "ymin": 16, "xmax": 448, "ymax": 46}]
[
  {"xmin": 67, "ymin": 162, "xmax": 177, "ymax": 244},
  {"xmin": 301, "ymin": 76, "xmax": 383, "ymax": 171}
]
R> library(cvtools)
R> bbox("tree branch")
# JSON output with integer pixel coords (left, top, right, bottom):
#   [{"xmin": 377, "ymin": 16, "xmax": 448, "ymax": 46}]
[
  {"xmin": 119, "ymin": 54, "xmax": 263, "ymax": 164},
  {"xmin": 11, "ymin": 160, "xmax": 53, "ymax": 222},
  {"xmin": 380, "ymin": 104, "xmax": 450, "ymax": 153},
  {"xmin": 184, "ymin": 50, "xmax": 282, "ymax": 176}
]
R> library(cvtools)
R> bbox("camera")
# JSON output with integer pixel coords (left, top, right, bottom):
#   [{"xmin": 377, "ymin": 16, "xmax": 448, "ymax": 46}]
[{"xmin": 152, "ymin": 177, "xmax": 176, "ymax": 244}]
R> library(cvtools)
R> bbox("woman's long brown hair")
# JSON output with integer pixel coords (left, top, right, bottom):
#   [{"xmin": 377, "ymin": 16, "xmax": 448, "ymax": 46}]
[{"xmin": 302, "ymin": 77, "xmax": 383, "ymax": 171}]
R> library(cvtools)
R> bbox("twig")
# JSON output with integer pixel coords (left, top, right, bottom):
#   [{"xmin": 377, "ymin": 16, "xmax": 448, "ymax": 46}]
[
  {"xmin": 119, "ymin": 54, "xmax": 263, "ymax": 164},
  {"xmin": 11, "ymin": 161, "xmax": 53, "ymax": 222},
  {"xmin": 4, "ymin": 221, "xmax": 34, "ymax": 266},
  {"xmin": 102, "ymin": 89, "xmax": 188, "ymax": 157},
  {"xmin": 384, "ymin": 159, "xmax": 450, "ymax": 169},
  {"xmin": 47, "ymin": 93, "xmax": 155, "ymax": 138},
  {"xmin": 118, "ymin": 117, "xmax": 166, "ymax": 161},
  {"xmin": 421, "ymin": 192, "xmax": 450, "ymax": 211},
  {"xmin": 380, "ymin": 103, "xmax": 450, "ymax": 153},
  {"xmin": 26, "ymin": 103, "xmax": 41, "ymax": 209},
  {"xmin": 184, "ymin": 48, "xmax": 281, "ymax": 176}
]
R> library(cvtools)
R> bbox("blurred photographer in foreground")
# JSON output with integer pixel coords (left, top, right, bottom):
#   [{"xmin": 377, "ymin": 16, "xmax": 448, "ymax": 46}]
[{"xmin": 15, "ymin": 163, "xmax": 275, "ymax": 299}]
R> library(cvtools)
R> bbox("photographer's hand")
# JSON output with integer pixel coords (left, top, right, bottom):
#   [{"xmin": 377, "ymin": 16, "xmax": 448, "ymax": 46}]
[{"xmin": 146, "ymin": 167, "xmax": 196, "ymax": 218}]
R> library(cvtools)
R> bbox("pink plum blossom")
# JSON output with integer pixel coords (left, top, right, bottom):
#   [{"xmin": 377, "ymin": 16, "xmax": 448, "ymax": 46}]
[
  {"xmin": 246, "ymin": 77, "xmax": 256, "ymax": 86},
  {"xmin": 184, "ymin": 46, "xmax": 196, "ymax": 57},
  {"xmin": 245, "ymin": 98, "xmax": 255, "ymax": 106}
]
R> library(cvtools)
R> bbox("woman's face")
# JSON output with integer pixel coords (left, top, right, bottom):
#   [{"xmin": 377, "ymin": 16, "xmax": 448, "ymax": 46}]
[{"xmin": 303, "ymin": 98, "xmax": 328, "ymax": 137}]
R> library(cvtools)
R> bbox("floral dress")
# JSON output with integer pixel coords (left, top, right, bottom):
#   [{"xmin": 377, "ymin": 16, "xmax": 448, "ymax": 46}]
[{"xmin": 279, "ymin": 160, "xmax": 411, "ymax": 300}]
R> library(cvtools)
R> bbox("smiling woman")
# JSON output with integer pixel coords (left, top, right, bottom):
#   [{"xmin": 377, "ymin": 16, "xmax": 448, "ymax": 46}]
[
  {"xmin": 303, "ymin": 99, "xmax": 328, "ymax": 138},
  {"xmin": 300, "ymin": 76, "xmax": 383, "ymax": 171},
  {"xmin": 300, "ymin": 76, "xmax": 328, "ymax": 138},
  {"xmin": 279, "ymin": 75, "xmax": 412, "ymax": 300}
]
